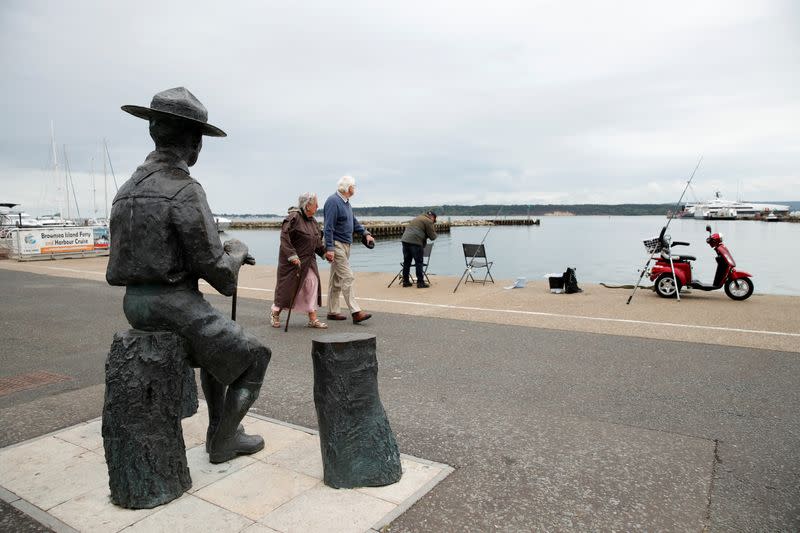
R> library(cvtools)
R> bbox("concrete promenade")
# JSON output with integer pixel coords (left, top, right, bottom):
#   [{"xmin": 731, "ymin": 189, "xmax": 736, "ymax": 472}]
[{"xmin": 0, "ymin": 257, "xmax": 798, "ymax": 531}]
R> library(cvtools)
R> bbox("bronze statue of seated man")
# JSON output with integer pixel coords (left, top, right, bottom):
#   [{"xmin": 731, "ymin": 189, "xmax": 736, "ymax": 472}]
[{"xmin": 107, "ymin": 87, "xmax": 270, "ymax": 463}]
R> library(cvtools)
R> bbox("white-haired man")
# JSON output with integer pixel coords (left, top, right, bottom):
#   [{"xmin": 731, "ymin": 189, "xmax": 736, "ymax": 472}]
[{"xmin": 323, "ymin": 175, "xmax": 375, "ymax": 324}]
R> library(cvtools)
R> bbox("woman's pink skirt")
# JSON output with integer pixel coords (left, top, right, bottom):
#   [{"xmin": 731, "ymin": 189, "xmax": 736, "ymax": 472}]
[{"xmin": 272, "ymin": 270, "xmax": 319, "ymax": 313}]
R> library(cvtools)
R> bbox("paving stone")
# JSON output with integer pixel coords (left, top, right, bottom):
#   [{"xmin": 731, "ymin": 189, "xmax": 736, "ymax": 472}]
[
  {"xmin": 243, "ymin": 418, "xmax": 314, "ymax": 459},
  {"xmin": 0, "ymin": 437, "xmax": 85, "ymax": 484},
  {"xmin": 194, "ymin": 462, "xmax": 319, "ymax": 521},
  {"xmin": 48, "ymin": 485, "xmax": 157, "ymax": 531},
  {"xmin": 357, "ymin": 457, "xmax": 444, "ymax": 504},
  {"xmin": 260, "ymin": 484, "xmax": 395, "ymax": 533},
  {"xmin": 53, "ymin": 419, "xmax": 103, "ymax": 452},
  {"xmin": 263, "ymin": 434, "xmax": 323, "ymax": 479},
  {"xmin": 15, "ymin": 451, "xmax": 107, "ymax": 510},
  {"xmin": 181, "ymin": 410, "xmax": 209, "ymax": 451},
  {"xmin": 123, "ymin": 494, "xmax": 253, "ymax": 533},
  {"xmin": 241, "ymin": 523, "xmax": 282, "ymax": 533},
  {"xmin": 185, "ymin": 445, "xmax": 255, "ymax": 493}
]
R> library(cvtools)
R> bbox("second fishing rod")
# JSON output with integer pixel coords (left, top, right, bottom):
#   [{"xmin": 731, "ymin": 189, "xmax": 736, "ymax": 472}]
[{"xmin": 627, "ymin": 155, "xmax": 703, "ymax": 305}]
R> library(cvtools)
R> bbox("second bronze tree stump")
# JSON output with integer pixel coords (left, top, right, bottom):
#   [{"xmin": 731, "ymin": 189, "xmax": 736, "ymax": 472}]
[{"xmin": 311, "ymin": 333, "xmax": 402, "ymax": 489}]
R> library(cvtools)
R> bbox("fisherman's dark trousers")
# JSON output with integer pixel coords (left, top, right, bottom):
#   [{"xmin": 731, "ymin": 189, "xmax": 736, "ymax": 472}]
[{"xmin": 402, "ymin": 242, "xmax": 424, "ymax": 285}]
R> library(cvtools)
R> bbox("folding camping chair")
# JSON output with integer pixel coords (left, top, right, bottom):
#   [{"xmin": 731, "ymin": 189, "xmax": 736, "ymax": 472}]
[
  {"xmin": 453, "ymin": 243, "xmax": 494, "ymax": 292},
  {"xmin": 387, "ymin": 242, "xmax": 434, "ymax": 287}
]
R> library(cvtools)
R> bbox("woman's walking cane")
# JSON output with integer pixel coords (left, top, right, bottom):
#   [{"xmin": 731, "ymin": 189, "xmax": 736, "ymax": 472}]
[{"xmin": 284, "ymin": 266, "xmax": 302, "ymax": 332}]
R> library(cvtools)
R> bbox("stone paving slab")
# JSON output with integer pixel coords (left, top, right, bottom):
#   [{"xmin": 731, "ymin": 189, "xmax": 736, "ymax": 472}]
[{"xmin": 0, "ymin": 405, "xmax": 452, "ymax": 533}]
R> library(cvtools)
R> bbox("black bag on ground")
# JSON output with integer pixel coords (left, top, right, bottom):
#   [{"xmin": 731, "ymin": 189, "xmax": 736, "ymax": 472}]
[{"xmin": 563, "ymin": 267, "xmax": 582, "ymax": 294}]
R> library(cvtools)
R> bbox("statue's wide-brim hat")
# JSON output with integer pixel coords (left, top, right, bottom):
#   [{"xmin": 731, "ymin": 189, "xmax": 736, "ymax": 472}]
[{"xmin": 121, "ymin": 87, "xmax": 226, "ymax": 137}]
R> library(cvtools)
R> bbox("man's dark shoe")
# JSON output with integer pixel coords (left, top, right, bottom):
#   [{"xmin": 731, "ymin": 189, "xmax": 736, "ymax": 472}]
[
  {"xmin": 402, "ymin": 281, "xmax": 413, "ymax": 287},
  {"xmin": 352, "ymin": 311, "xmax": 372, "ymax": 324},
  {"xmin": 417, "ymin": 282, "xmax": 430, "ymax": 288},
  {"xmin": 326, "ymin": 313, "xmax": 347, "ymax": 321},
  {"xmin": 208, "ymin": 429, "xmax": 265, "ymax": 464}
]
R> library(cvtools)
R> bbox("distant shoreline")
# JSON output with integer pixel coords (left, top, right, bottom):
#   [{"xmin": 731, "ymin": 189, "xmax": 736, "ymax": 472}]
[
  {"xmin": 220, "ymin": 203, "xmax": 675, "ymax": 218},
  {"xmin": 218, "ymin": 201, "xmax": 800, "ymax": 219}
]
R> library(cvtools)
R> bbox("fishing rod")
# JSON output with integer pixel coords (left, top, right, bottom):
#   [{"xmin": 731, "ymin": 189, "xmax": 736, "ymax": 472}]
[
  {"xmin": 627, "ymin": 155, "xmax": 703, "ymax": 305},
  {"xmin": 665, "ymin": 155, "xmax": 703, "ymax": 234},
  {"xmin": 453, "ymin": 206, "xmax": 503, "ymax": 293}
]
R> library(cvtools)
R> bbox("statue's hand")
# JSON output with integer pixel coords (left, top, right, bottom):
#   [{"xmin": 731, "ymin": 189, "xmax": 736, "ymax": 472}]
[
  {"xmin": 223, "ymin": 239, "xmax": 249, "ymax": 259},
  {"xmin": 244, "ymin": 254, "xmax": 256, "ymax": 266}
]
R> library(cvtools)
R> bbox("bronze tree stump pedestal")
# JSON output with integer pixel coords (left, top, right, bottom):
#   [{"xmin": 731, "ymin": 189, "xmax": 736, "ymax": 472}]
[
  {"xmin": 311, "ymin": 333, "xmax": 402, "ymax": 489},
  {"xmin": 102, "ymin": 330, "xmax": 198, "ymax": 509}
]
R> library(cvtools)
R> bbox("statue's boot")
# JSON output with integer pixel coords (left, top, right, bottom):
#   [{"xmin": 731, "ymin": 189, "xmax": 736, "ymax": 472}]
[
  {"xmin": 208, "ymin": 387, "xmax": 264, "ymax": 463},
  {"xmin": 200, "ymin": 369, "xmax": 246, "ymax": 451},
  {"xmin": 201, "ymin": 369, "xmax": 240, "ymax": 453},
  {"xmin": 206, "ymin": 424, "xmax": 246, "ymax": 453}
]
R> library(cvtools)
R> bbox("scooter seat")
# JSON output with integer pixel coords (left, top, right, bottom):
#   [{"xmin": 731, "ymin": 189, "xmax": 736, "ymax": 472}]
[{"xmin": 660, "ymin": 252, "xmax": 696, "ymax": 262}]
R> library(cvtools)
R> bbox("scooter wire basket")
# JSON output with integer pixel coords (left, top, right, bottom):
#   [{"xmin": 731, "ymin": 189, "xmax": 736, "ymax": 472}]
[{"xmin": 643, "ymin": 237, "xmax": 663, "ymax": 254}]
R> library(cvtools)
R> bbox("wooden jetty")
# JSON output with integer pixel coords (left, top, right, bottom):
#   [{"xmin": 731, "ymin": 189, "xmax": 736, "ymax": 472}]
[
  {"xmin": 227, "ymin": 221, "xmax": 452, "ymax": 236},
  {"xmin": 488, "ymin": 218, "xmax": 540, "ymax": 226}
]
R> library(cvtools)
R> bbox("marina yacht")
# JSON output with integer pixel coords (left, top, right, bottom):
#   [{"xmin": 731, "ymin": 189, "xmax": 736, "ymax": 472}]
[
  {"xmin": 683, "ymin": 192, "xmax": 790, "ymax": 220},
  {"xmin": 0, "ymin": 203, "xmax": 42, "ymax": 228},
  {"xmin": 37, "ymin": 214, "xmax": 77, "ymax": 227}
]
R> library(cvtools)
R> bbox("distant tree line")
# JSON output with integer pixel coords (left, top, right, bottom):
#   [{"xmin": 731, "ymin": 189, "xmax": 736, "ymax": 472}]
[{"xmin": 346, "ymin": 204, "xmax": 675, "ymax": 217}]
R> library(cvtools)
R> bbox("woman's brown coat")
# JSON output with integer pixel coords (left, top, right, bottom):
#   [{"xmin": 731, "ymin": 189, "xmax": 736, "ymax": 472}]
[{"xmin": 273, "ymin": 208, "xmax": 326, "ymax": 309}]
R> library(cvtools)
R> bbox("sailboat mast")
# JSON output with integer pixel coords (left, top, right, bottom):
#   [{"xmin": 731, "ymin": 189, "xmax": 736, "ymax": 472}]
[
  {"xmin": 63, "ymin": 145, "xmax": 71, "ymax": 219},
  {"xmin": 50, "ymin": 121, "xmax": 63, "ymax": 218},
  {"xmin": 103, "ymin": 143, "xmax": 109, "ymax": 219},
  {"xmin": 91, "ymin": 155, "xmax": 97, "ymax": 217},
  {"xmin": 103, "ymin": 139, "xmax": 119, "ymax": 191}
]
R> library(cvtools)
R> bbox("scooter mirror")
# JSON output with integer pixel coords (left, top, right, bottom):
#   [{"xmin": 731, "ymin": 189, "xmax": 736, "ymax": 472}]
[{"xmin": 705, "ymin": 225, "xmax": 712, "ymax": 233}]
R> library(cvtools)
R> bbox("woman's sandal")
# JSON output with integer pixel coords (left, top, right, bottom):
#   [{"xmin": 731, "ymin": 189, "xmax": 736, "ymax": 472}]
[
  {"xmin": 270, "ymin": 311, "xmax": 281, "ymax": 328},
  {"xmin": 306, "ymin": 319, "xmax": 328, "ymax": 329}
]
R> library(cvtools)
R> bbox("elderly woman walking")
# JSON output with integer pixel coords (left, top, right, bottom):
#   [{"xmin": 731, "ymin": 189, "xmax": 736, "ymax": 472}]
[{"xmin": 271, "ymin": 193, "xmax": 329, "ymax": 329}]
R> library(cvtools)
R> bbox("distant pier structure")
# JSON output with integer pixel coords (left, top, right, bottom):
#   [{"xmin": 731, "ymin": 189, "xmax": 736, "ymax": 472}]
[
  {"xmin": 227, "ymin": 217, "xmax": 540, "ymax": 233},
  {"xmin": 488, "ymin": 218, "xmax": 540, "ymax": 226}
]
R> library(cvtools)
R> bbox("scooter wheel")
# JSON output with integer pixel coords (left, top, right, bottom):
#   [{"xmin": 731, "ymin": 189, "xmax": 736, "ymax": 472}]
[
  {"xmin": 724, "ymin": 278, "xmax": 753, "ymax": 301},
  {"xmin": 654, "ymin": 274, "xmax": 680, "ymax": 298}
]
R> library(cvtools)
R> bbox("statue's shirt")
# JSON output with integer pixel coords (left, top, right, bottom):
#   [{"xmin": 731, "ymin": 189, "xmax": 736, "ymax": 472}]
[{"xmin": 106, "ymin": 149, "xmax": 238, "ymax": 296}]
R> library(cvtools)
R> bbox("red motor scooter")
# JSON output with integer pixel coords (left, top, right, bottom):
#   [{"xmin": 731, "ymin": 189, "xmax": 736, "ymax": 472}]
[{"xmin": 648, "ymin": 224, "xmax": 754, "ymax": 300}]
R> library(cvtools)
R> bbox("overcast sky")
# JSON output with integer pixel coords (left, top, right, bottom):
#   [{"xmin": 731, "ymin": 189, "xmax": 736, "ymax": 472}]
[{"xmin": 1, "ymin": 0, "xmax": 798, "ymax": 217}]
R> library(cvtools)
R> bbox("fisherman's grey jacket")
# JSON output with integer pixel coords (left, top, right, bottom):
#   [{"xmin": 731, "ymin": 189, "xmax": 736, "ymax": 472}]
[{"xmin": 401, "ymin": 214, "xmax": 438, "ymax": 247}]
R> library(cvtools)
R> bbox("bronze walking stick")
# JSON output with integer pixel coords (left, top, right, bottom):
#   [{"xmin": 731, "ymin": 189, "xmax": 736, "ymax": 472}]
[{"xmin": 232, "ymin": 254, "xmax": 256, "ymax": 321}]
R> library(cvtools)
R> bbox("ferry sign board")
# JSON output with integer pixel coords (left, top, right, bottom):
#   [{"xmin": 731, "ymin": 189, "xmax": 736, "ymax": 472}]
[
  {"xmin": 92, "ymin": 226, "xmax": 110, "ymax": 250},
  {"xmin": 9, "ymin": 227, "xmax": 106, "ymax": 257}
]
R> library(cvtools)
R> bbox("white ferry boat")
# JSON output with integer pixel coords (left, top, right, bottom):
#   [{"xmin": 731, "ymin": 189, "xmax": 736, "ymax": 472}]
[{"xmin": 682, "ymin": 192, "xmax": 790, "ymax": 220}]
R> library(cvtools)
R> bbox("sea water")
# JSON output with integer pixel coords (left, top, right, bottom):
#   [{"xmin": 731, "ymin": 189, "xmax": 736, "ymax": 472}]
[{"xmin": 223, "ymin": 215, "xmax": 800, "ymax": 296}]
